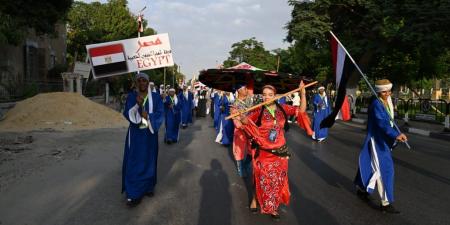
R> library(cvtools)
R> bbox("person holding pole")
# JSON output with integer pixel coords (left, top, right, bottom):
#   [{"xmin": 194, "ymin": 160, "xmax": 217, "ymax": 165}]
[
  {"xmin": 230, "ymin": 84, "xmax": 253, "ymax": 177},
  {"xmin": 122, "ymin": 72, "xmax": 164, "ymax": 206},
  {"xmin": 234, "ymin": 80, "xmax": 312, "ymax": 221},
  {"xmin": 354, "ymin": 79, "xmax": 408, "ymax": 214}
]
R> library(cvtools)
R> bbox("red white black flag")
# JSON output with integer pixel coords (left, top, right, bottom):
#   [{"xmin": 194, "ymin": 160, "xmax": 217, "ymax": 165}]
[
  {"xmin": 321, "ymin": 32, "xmax": 357, "ymax": 128},
  {"xmin": 88, "ymin": 44, "xmax": 128, "ymax": 78},
  {"xmin": 137, "ymin": 14, "xmax": 144, "ymax": 33}
]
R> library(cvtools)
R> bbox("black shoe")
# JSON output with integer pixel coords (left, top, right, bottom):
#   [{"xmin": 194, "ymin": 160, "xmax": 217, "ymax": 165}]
[
  {"xmin": 126, "ymin": 198, "xmax": 141, "ymax": 207},
  {"xmin": 249, "ymin": 205, "xmax": 258, "ymax": 214},
  {"xmin": 380, "ymin": 204, "xmax": 400, "ymax": 214},
  {"xmin": 146, "ymin": 192, "xmax": 154, "ymax": 197},
  {"xmin": 271, "ymin": 214, "xmax": 280, "ymax": 221},
  {"xmin": 356, "ymin": 189, "xmax": 370, "ymax": 202}
]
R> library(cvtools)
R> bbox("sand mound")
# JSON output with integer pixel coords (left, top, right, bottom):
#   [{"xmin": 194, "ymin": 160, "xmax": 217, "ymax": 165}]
[{"xmin": 0, "ymin": 92, "xmax": 128, "ymax": 132}]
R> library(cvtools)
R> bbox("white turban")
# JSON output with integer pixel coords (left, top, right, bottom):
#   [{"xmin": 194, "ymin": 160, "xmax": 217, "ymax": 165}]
[{"xmin": 375, "ymin": 79, "xmax": 393, "ymax": 92}]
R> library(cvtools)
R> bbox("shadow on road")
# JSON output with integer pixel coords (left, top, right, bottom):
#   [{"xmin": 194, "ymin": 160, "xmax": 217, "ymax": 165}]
[
  {"xmin": 394, "ymin": 157, "xmax": 450, "ymax": 186},
  {"xmin": 198, "ymin": 159, "xmax": 231, "ymax": 225},
  {"xmin": 291, "ymin": 138, "xmax": 355, "ymax": 195},
  {"xmin": 290, "ymin": 182, "xmax": 338, "ymax": 225}
]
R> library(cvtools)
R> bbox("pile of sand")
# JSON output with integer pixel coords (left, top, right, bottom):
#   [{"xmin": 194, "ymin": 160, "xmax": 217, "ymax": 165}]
[{"xmin": 0, "ymin": 92, "xmax": 128, "ymax": 132}]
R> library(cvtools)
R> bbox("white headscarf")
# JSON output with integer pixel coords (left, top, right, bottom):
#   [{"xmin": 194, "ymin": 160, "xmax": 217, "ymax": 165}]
[
  {"xmin": 168, "ymin": 89, "xmax": 178, "ymax": 105},
  {"xmin": 375, "ymin": 79, "xmax": 394, "ymax": 124}
]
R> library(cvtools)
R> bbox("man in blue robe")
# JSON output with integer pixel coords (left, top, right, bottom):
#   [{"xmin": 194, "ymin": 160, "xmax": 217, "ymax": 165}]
[
  {"xmin": 209, "ymin": 89, "xmax": 215, "ymax": 119},
  {"xmin": 312, "ymin": 86, "xmax": 331, "ymax": 142},
  {"xmin": 354, "ymin": 79, "xmax": 407, "ymax": 214},
  {"xmin": 213, "ymin": 91, "xmax": 222, "ymax": 133},
  {"xmin": 178, "ymin": 85, "xmax": 194, "ymax": 129},
  {"xmin": 164, "ymin": 88, "xmax": 180, "ymax": 144},
  {"xmin": 215, "ymin": 92, "xmax": 234, "ymax": 146},
  {"xmin": 122, "ymin": 72, "xmax": 164, "ymax": 207}
]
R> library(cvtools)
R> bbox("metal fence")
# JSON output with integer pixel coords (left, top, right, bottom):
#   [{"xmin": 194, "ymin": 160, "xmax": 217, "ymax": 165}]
[
  {"xmin": 354, "ymin": 96, "xmax": 449, "ymax": 123},
  {"xmin": 406, "ymin": 99, "xmax": 448, "ymax": 123},
  {"xmin": 0, "ymin": 79, "xmax": 63, "ymax": 102}
]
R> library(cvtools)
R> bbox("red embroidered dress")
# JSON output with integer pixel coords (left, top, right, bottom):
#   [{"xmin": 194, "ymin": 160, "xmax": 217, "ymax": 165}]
[{"xmin": 242, "ymin": 104, "xmax": 312, "ymax": 215}]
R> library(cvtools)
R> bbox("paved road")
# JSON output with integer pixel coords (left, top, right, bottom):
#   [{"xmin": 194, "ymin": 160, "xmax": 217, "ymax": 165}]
[{"xmin": 0, "ymin": 117, "xmax": 449, "ymax": 225}]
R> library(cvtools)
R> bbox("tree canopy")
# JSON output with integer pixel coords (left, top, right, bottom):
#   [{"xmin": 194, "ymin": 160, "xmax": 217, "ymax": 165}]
[
  {"xmin": 67, "ymin": 0, "xmax": 155, "ymax": 62},
  {"xmin": 284, "ymin": 0, "xmax": 450, "ymax": 86},
  {"xmin": 0, "ymin": 0, "xmax": 73, "ymax": 45},
  {"xmin": 223, "ymin": 37, "xmax": 278, "ymax": 71}
]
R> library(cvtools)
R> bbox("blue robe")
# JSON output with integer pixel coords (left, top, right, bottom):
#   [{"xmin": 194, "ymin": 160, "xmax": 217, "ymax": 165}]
[
  {"xmin": 213, "ymin": 93, "xmax": 221, "ymax": 132},
  {"xmin": 354, "ymin": 97, "xmax": 399, "ymax": 203},
  {"xmin": 216, "ymin": 95, "xmax": 234, "ymax": 145},
  {"xmin": 164, "ymin": 95, "xmax": 181, "ymax": 142},
  {"xmin": 178, "ymin": 91, "xmax": 194, "ymax": 125},
  {"xmin": 122, "ymin": 91, "xmax": 164, "ymax": 200},
  {"xmin": 278, "ymin": 96, "xmax": 287, "ymax": 104},
  {"xmin": 312, "ymin": 94, "xmax": 331, "ymax": 140}
]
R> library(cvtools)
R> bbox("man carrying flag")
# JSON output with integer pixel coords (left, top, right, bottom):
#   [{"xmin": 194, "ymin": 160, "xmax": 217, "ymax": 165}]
[
  {"xmin": 322, "ymin": 32, "xmax": 410, "ymax": 213},
  {"xmin": 354, "ymin": 79, "xmax": 408, "ymax": 213}
]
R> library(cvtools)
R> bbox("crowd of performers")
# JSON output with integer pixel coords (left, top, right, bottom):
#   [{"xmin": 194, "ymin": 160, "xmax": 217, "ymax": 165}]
[
  {"xmin": 121, "ymin": 72, "xmax": 202, "ymax": 206},
  {"xmin": 121, "ymin": 72, "xmax": 408, "ymax": 220}
]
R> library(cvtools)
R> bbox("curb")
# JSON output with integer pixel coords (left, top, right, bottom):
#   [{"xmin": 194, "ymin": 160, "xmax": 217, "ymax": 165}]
[
  {"xmin": 351, "ymin": 118, "xmax": 366, "ymax": 125},
  {"xmin": 349, "ymin": 118, "xmax": 449, "ymax": 142}
]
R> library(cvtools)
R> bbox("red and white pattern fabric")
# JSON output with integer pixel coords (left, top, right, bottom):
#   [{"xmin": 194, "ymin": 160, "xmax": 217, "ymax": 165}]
[{"xmin": 241, "ymin": 104, "xmax": 312, "ymax": 215}]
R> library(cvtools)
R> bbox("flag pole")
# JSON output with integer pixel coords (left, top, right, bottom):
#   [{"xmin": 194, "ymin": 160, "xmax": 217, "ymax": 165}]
[
  {"xmin": 172, "ymin": 66, "xmax": 175, "ymax": 88},
  {"xmin": 329, "ymin": 31, "xmax": 410, "ymax": 149},
  {"xmin": 226, "ymin": 81, "xmax": 318, "ymax": 120},
  {"xmin": 163, "ymin": 67, "xmax": 166, "ymax": 94},
  {"xmin": 136, "ymin": 6, "xmax": 146, "ymax": 74},
  {"xmin": 276, "ymin": 55, "xmax": 280, "ymax": 72}
]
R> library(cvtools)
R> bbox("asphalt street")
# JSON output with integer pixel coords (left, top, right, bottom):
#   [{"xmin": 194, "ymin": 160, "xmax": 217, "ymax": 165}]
[{"xmin": 0, "ymin": 116, "xmax": 449, "ymax": 225}]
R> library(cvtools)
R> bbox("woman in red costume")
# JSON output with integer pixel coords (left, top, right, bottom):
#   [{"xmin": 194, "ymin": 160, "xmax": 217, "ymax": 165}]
[{"xmin": 235, "ymin": 81, "xmax": 312, "ymax": 220}]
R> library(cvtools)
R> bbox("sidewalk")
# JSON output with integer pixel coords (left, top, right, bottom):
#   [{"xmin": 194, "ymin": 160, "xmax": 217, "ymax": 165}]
[{"xmin": 350, "ymin": 113, "xmax": 450, "ymax": 142}]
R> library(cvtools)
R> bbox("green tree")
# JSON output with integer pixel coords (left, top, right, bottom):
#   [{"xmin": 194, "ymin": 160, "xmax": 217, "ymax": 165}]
[
  {"xmin": 223, "ymin": 37, "xmax": 277, "ymax": 71},
  {"xmin": 0, "ymin": 0, "xmax": 73, "ymax": 45},
  {"xmin": 285, "ymin": 0, "xmax": 450, "ymax": 86},
  {"xmin": 67, "ymin": 0, "xmax": 155, "ymax": 63}
]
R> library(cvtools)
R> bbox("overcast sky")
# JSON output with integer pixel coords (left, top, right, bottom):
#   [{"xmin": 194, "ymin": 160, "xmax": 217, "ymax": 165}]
[{"xmin": 82, "ymin": 0, "xmax": 293, "ymax": 79}]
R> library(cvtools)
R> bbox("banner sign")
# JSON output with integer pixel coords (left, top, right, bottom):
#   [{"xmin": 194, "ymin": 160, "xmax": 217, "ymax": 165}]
[
  {"xmin": 73, "ymin": 62, "xmax": 91, "ymax": 79},
  {"xmin": 86, "ymin": 33, "xmax": 174, "ymax": 79}
]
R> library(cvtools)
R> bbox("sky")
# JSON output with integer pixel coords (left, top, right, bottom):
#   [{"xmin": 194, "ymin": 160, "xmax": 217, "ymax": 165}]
[{"xmin": 82, "ymin": 0, "xmax": 293, "ymax": 79}]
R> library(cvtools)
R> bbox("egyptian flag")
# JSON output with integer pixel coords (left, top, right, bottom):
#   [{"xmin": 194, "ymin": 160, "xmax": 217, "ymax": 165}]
[
  {"xmin": 88, "ymin": 44, "xmax": 128, "ymax": 78},
  {"xmin": 320, "ymin": 32, "xmax": 357, "ymax": 128},
  {"xmin": 137, "ymin": 14, "xmax": 144, "ymax": 33}
]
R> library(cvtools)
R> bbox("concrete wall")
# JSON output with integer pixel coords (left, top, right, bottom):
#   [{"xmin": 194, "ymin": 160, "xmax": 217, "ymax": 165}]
[
  {"xmin": 0, "ymin": 23, "xmax": 66, "ymax": 83},
  {"xmin": 0, "ymin": 23, "xmax": 66, "ymax": 100}
]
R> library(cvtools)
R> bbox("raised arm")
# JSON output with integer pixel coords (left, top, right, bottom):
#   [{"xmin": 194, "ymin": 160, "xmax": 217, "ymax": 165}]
[{"xmin": 299, "ymin": 81, "xmax": 307, "ymax": 113}]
